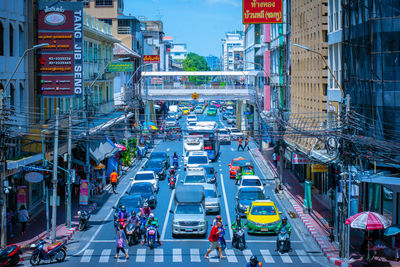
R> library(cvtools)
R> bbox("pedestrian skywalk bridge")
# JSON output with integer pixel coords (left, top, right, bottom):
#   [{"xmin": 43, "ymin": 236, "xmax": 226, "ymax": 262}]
[{"xmin": 79, "ymin": 247, "xmax": 313, "ymax": 264}]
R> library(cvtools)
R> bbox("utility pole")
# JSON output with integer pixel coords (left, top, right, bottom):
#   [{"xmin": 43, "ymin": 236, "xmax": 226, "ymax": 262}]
[
  {"xmin": 0, "ymin": 94, "xmax": 7, "ymax": 247},
  {"xmin": 66, "ymin": 104, "xmax": 72, "ymax": 228},
  {"xmin": 51, "ymin": 108, "xmax": 59, "ymax": 242}
]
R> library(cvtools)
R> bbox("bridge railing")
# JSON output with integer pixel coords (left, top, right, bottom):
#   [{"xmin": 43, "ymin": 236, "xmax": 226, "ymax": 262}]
[{"xmin": 144, "ymin": 85, "xmax": 257, "ymax": 90}]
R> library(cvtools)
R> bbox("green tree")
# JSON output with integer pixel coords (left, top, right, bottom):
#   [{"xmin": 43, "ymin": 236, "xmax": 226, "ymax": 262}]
[{"xmin": 183, "ymin": 52, "xmax": 210, "ymax": 84}]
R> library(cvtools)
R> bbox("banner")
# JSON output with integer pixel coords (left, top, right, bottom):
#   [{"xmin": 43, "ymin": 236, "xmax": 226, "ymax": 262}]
[
  {"xmin": 292, "ymin": 153, "xmax": 310, "ymax": 164},
  {"xmin": 143, "ymin": 55, "xmax": 160, "ymax": 63},
  {"xmin": 79, "ymin": 179, "xmax": 89, "ymax": 205},
  {"xmin": 243, "ymin": 0, "xmax": 283, "ymax": 24},
  {"xmin": 37, "ymin": 0, "xmax": 83, "ymax": 96},
  {"xmin": 108, "ymin": 62, "xmax": 134, "ymax": 72},
  {"xmin": 312, "ymin": 164, "xmax": 328, "ymax": 173},
  {"xmin": 17, "ymin": 186, "xmax": 27, "ymax": 210}
]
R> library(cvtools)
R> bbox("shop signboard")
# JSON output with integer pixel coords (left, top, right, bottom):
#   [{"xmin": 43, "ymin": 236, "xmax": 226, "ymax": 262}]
[
  {"xmin": 311, "ymin": 164, "xmax": 328, "ymax": 173},
  {"xmin": 17, "ymin": 186, "xmax": 27, "ymax": 210},
  {"xmin": 79, "ymin": 179, "xmax": 89, "ymax": 205},
  {"xmin": 292, "ymin": 153, "xmax": 310, "ymax": 164},
  {"xmin": 143, "ymin": 55, "xmax": 160, "ymax": 63},
  {"xmin": 37, "ymin": 0, "xmax": 83, "ymax": 96},
  {"xmin": 108, "ymin": 62, "xmax": 134, "ymax": 72},
  {"xmin": 151, "ymin": 78, "xmax": 163, "ymax": 85},
  {"xmin": 243, "ymin": 0, "xmax": 283, "ymax": 24},
  {"xmin": 24, "ymin": 172, "xmax": 44, "ymax": 183}
]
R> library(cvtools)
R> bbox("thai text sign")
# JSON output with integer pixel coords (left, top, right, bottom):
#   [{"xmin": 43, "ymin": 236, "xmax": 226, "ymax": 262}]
[
  {"xmin": 24, "ymin": 172, "xmax": 44, "ymax": 183},
  {"xmin": 37, "ymin": 0, "xmax": 83, "ymax": 96},
  {"xmin": 17, "ymin": 186, "xmax": 27, "ymax": 209},
  {"xmin": 292, "ymin": 153, "xmax": 310, "ymax": 164},
  {"xmin": 108, "ymin": 62, "xmax": 134, "ymax": 72},
  {"xmin": 143, "ymin": 55, "xmax": 160, "ymax": 63},
  {"xmin": 79, "ymin": 179, "xmax": 89, "ymax": 205},
  {"xmin": 312, "ymin": 164, "xmax": 328, "ymax": 173},
  {"xmin": 243, "ymin": 0, "xmax": 283, "ymax": 24}
]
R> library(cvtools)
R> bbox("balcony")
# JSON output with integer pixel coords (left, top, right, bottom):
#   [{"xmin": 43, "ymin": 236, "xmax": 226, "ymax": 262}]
[{"xmin": 118, "ymin": 26, "xmax": 131, "ymax": 35}]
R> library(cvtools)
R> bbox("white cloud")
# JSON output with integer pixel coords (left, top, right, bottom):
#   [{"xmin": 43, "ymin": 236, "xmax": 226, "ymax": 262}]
[{"xmin": 205, "ymin": 0, "xmax": 241, "ymax": 7}]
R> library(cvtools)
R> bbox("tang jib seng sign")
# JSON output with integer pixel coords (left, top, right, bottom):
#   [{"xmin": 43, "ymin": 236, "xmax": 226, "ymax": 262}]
[
  {"xmin": 243, "ymin": 0, "xmax": 283, "ymax": 24},
  {"xmin": 37, "ymin": 1, "xmax": 83, "ymax": 96}
]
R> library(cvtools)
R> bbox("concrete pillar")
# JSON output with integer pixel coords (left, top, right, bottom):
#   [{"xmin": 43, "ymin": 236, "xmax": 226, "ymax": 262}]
[
  {"xmin": 241, "ymin": 101, "xmax": 247, "ymax": 133},
  {"xmin": 146, "ymin": 100, "xmax": 156, "ymax": 123},
  {"xmin": 236, "ymin": 101, "xmax": 242, "ymax": 130}
]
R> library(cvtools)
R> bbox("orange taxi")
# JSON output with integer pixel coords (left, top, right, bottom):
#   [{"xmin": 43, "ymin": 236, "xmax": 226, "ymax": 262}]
[{"xmin": 228, "ymin": 157, "xmax": 248, "ymax": 179}]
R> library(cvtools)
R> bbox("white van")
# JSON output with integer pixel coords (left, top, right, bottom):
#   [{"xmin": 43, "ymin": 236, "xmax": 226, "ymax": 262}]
[{"xmin": 183, "ymin": 136, "xmax": 204, "ymax": 165}]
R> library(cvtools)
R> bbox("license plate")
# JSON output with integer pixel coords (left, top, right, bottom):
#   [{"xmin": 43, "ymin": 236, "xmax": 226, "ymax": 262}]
[
  {"xmin": 185, "ymin": 228, "xmax": 193, "ymax": 232},
  {"xmin": 261, "ymin": 228, "xmax": 268, "ymax": 231}
]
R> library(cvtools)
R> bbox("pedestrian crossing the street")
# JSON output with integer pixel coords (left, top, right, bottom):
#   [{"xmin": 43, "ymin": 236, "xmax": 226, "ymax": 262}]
[{"xmin": 78, "ymin": 247, "xmax": 314, "ymax": 264}]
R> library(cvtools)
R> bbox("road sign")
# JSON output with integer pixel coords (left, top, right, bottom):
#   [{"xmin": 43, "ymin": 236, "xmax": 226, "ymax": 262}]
[{"xmin": 192, "ymin": 92, "xmax": 199, "ymax": 100}]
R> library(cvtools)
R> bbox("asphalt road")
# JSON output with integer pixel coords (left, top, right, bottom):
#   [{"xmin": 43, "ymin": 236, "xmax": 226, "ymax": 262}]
[{"xmin": 23, "ymin": 109, "xmax": 333, "ymax": 266}]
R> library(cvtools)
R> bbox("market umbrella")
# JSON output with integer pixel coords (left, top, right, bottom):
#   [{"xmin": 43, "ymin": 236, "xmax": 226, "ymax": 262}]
[
  {"xmin": 345, "ymin": 211, "xmax": 391, "ymax": 230},
  {"xmin": 384, "ymin": 224, "xmax": 400, "ymax": 236},
  {"xmin": 114, "ymin": 143, "xmax": 126, "ymax": 151},
  {"xmin": 143, "ymin": 121, "xmax": 156, "ymax": 127},
  {"xmin": 149, "ymin": 125, "xmax": 158, "ymax": 131}
]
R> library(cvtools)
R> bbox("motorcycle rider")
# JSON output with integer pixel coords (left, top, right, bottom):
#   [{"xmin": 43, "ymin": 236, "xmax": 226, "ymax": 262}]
[
  {"xmin": 128, "ymin": 211, "xmax": 139, "ymax": 226},
  {"xmin": 172, "ymin": 152, "xmax": 179, "ymax": 167},
  {"xmin": 140, "ymin": 203, "xmax": 152, "ymax": 218},
  {"xmin": 231, "ymin": 215, "xmax": 246, "ymax": 246},
  {"xmin": 169, "ymin": 165, "xmax": 177, "ymax": 176},
  {"xmin": 142, "ymin": 215, "xmax": 162, "ymax": 245},
  {"xmin": 275, "ymin": 216, "xmax": 292, "ymax": 251},
  {"xmin": 213, "ymin": 215, "xmax": 223, "ymax": 226},
  {"xmin": 246, "ymin": 255, "xmax": 262, "ymax": 267}
]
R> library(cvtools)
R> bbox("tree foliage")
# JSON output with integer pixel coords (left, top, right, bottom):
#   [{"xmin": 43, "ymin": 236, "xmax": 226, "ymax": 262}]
[{"xmin": 183, "ymin": 52, "xmax": 210, "ymax": 84}]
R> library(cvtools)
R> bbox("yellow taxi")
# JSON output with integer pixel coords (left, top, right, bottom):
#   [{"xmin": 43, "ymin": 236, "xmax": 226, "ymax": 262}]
[
  {"xmin": 245, "ymin": 200, "xmax": 281, "ymax": 234},
  {"xmin": 182, "ymin": 107, "xmax": 191, "ymax": 115}
]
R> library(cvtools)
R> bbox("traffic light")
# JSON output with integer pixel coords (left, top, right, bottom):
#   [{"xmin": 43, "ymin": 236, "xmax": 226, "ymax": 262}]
[{"xmin": 44, "ymin": 171, "xmax": 52, "ymax": 182}]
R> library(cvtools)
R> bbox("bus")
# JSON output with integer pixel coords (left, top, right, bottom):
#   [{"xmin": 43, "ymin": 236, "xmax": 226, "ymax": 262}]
[{"xmin": 187, "ymin": 121, "xmax": 220, "ymax": 162}]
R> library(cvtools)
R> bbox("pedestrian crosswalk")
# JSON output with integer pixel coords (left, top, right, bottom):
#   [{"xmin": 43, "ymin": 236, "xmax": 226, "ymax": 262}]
[{"xmin": 78, "ymin": 247, "xmax": 313, "ymax": 264}]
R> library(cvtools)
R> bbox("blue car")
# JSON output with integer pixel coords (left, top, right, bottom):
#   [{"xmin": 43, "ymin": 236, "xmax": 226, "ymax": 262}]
[
  {"xmin": 143, "ymin": 159, "xmax": 167, "ymax": 180},
  {"xmin": 129, "ymin": 182, "xmax": 157, "ymax": 209}
]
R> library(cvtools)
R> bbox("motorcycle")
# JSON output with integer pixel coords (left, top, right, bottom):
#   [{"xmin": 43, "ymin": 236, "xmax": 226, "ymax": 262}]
[
  {"xmin": 168, "ymin": 175, "xmax": 176, "ymax": 189},
  {"xmin": 172, "ymin": 157, "xmax": 179, "ymax": 168},
  {"xmin": 139, "ymin": 215, "xmax": 148, "ymax": 239},
  {"xmin": 146, "ymin": 225, "xmax": 157, "ymax": 249},
  {"xmin": 0, "ymin": 244, "xmax": 21, "ymax": 266},
  {"xmin": 232, "ymin": 226, "xmax": 246, "ymax": 251},
  {"xmin": 126, "ymin": 222, "xmax": 141, "ymax": 246},
  {"xmin": 29, "ymin": 240, "xmax": 66, "ymax": 265},
  {"xmin": 277, "ymin": 229, "xmax": 290, "ymax": 254},
  {"xmin": 77, "ymin": 210, "xmax": 90, "ymax": 231}
]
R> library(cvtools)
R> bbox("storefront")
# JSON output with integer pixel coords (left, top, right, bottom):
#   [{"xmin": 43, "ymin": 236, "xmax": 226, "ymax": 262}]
[{"xmin": 291, "ymin": 153, "xmax": 310, "ymax": 182}]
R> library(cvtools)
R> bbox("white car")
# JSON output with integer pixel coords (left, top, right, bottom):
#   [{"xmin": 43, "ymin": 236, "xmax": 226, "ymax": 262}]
[
  {"xmin": 187, "ymin": 114, "xmax": 197, "ymax": 122},
  {"xmin": 130, "ymin": 171, "xmax": 159, "ymax": 192},
  {"xmin": 183, "ymin": 168, "xmax": 208, "ymax": 186},
  {"xmin": 238, "ymin": 175, "xmax": 264, "ymax": 192},
  {"xmin": 185, "ymin": 151, "xmax": 209, "ymax": 170},
  {"xmin": 165, "ymin": 116, "xmax": 177, "ymax": 127},
  {"xmin": 228, "ymin": 127, "xmax": 244, "ymax": 140}
]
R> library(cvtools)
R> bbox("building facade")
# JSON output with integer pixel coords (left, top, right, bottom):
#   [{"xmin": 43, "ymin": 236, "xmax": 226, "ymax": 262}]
[
  {"xmin": 204, "ymin": 55, "xmax": 221, "ymax": 71},
  {"xmin": 222, "ymin": 31, "xmax": 243, "ymax": 71},
  {"xmin": 170, "ymin": 43, "xmax": 187, "ymax": 61}
]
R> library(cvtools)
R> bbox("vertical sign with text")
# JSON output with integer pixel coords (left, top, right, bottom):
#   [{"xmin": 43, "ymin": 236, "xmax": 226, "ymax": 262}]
[{"xmin": 37, "ymin": 0, "xmax": 83, "ymax": 96}]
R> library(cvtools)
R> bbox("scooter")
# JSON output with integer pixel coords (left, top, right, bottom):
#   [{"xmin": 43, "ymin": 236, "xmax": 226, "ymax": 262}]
[
  {"xmin": 168, "ymin": 175, "xmax": 176, "ymax": 189},
  {"xmin": 30, "ymin": 240, "xmax": 66, "ymax": 265},
  {"xmin": 77, "ymin": 210, "xmax": 90, "ymax": 231},
  {"xmin": 146, "ymin": 225, "xmax": 157, "ymax": 249},
  {"xmin": 0, "ymin": 244, "xmax": 21, "ymax": 266},
  {"xmin": 277, "ymin": 229, "xmax": 290, "ymax": 254},
  {"xmin": 126, "ymin": 222, "xmax": 141, "ymax": 246},
  {"xmin": 232, "ymin": 226, "xmax": 246, "ymax": 251}
]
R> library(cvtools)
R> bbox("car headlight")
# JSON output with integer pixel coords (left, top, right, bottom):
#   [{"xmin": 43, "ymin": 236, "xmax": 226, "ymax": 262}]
[{"xmin": 239, "ymin": 203, "xmax": 246, "ymax": 210}]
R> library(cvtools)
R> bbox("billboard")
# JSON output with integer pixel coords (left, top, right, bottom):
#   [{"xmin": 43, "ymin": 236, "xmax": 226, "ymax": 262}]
[
  {"xmin": 143, "ymin": 55, "xmax": 160, "ymax": 63},
  {"xmin": 37, "ymin": 1, "xmax": 83, "ymax": 96},
  {"xmin": 108, "ymin": 62, "xmax": 134, "ymax": 72},
  {"xmin": 243, "ymin": 0, "xmax": 283, "ymax": 24}
]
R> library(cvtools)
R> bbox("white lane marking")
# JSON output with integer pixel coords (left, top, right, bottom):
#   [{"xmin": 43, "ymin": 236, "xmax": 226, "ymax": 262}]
[
  {"xmin": 279, "ymin": 252, "xmax": 293, "ymax": 263},
  {"xmin": 99, "ymin": 249, "xmax": 111, "ymax": 263},
  {"xmin": 209, "ymin": 250, "xmax": 219, "ymax": 262},
  {"xmin": 117, "ymin": 248, "xmax": 128, "ymax": 262},
  {"xmin": 225, "ymin": 249, "xmax": 238, "ymax": 263},
  {"xmin": 172, "ymin": 248, "xmax": 182, "ymax": 262},
  {"xmin": 230, "ymin": 148, "xmax": 234, "ymax": 151},
  {"xmin": 160, "ymin": 174, "xmax": 178, "ymax": 241},
  {"xmin": 136, "ymin": 248, "xmax": 146, "ymax": 262},
  {"xmin": 219, "ymin": 164, "xmax": 222, "ymax": 167},
  {"xmin": 296, "ymin": 249, "xmax": 312, "ymax": 263},
  {"xmin": 219, "ymin": 168, "xmax": 222, "ymax": 171},
  {"xmin": 220, "ymin": 173, "xmax": 233, "ymax": 239},
  {"xmin": 81, "ymin": 249, "xmax": 94, "ymax": 263},
  {"xmin": 260, "ymin": 249, "xmax": 275, "ymax": 263},
  {"xmin": 154, "ymin": 248, "xmax": 163, "ymax": 262},
  {"xmin": 243, "ymin": 249, "xmax": 253, "ymax": 262},
  {"xmin": 190, "ymin": 248, "xmax": 201, "ymax": 262},
  {"xmin": 75, "ymin": 159, "xmax": 148, "ymax": 256}
]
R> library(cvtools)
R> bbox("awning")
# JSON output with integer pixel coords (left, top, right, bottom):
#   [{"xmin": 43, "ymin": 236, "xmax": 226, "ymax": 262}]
[
  {"xmin": 89, "ymin": 141, "xmax": 118, "ymax": 164},
  {"xmin": 7, "ymin": 153, "xmax": 43, "ymax": 170},
  {"xmin": 359, "ymin": 175, "xmax": 400, "ymax": 186}
]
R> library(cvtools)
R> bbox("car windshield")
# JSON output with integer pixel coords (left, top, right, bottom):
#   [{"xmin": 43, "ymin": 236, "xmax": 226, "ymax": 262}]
[
  {"xmin": 185, "ymin": 175, "xmax": 206, "ymax": 183},
  {"xmin": 238, "ymin": 191, "xmax": 265, "ymax": 200},
  {"xmin": 167, "ymin": 117, "xmax": 175, "ymax": 121},
  {"xmin": 119, "ymin": 198, "xmax": 142, "ymax": 208},
  {"xmin": 130, "ymin": 184, "xmax": 153, "ymax": 194},
  {"xmin": 219, "ymin": 130, "xmax": 228, "ymax": 135},
  {"xmin": 231, "ymin": 129, "xmax": 240, "ymax": 133},
  {"xmin": 188, "ymin": 156, "xmax": 208, "ymax": 164},
  {"xmin": 242, "ymin": 166, "xmax": 253, "ymax": 172},
  {"xmin": 242, "ymin": 179, "xmax": 261, "ymax": 187},
  {"xmin": 135, "ymin": 173, "xmax": 154, "ymax": 180},
  {"xmin": 251, "ymin": 205, "xmax": 277, "ymax": 216},
  {"xmin": 175, "ymin": 204, "xmax": 203, "ymax": 214},
  {"xmin": 146, "ymin": 161, "xmax": 162, "ymax": 168},
  {"xmin": 205, "ymin": 189, "xmax": 217, "ymax": 198},
  {"xmin": 233, "ymin": 160, "xmax": 245, "ymax": 167}
]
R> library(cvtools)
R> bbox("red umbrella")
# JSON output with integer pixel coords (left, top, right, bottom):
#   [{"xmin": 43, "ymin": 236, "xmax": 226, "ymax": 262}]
[{"xmin": 345, "ymin": 211, "xmax": 391, "ymax": 230}]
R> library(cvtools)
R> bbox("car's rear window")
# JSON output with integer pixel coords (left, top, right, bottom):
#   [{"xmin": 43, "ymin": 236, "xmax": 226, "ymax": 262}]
[
  {"xmin": 242, "ymin": 179, "xmax": 261, "ymax": 187},
  {"xmin": 135, "ymin": 173, "xmax": 154, "ymax": 180},
  {"xmin": 188, "ymin": 156, "xmax": 208, "ymax": 164},
  {"xmin": 185, "ymin": 175, "xmax": 206, "ymax": 183}
]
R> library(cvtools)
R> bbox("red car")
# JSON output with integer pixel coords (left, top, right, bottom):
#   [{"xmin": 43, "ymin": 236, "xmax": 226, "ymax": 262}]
[{"xmin": 228, "ymin": 157, "xmax": 248, "ymax": 179}]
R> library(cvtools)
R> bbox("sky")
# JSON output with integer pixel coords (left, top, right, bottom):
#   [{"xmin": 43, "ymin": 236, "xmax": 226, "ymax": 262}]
[{"xmin": 124, "ymin": 0, "xmax": 243, "ymax": 57}]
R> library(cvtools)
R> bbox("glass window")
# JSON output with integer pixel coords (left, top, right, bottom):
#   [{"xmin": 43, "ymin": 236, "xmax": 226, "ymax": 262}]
[
  {"xmin": 83, "ymin": 0, "xmax": 89, "ymax": 7},
  {"xmin": 84, "ymin": 41, "xmax": 88, "ymax": 62},
  {"xmin": 99, "ymin": 18, "xmax": 112, "ymax": 25},
  {"xmin": 94, "ymin": 44, "xmax": 97, "ymax": 63},
  {"xmin": 89, "ymin": 42, "xmax": 93, "ymax": 62},
  {"xmin": 382, "ymin": 186, "xmax": 393, "ymax": 222},
  {"xmin": 98, "ymin": 46, "xmax": 101, "ymax": 63},
  {"xmin": 18, "ymin": 25, "xmax": 23, "ymax": 56},
  {"xmin": 9, "ymin": 23, "xmax": 14, "ymax": 56},
  {"xmin": 95, "ymin": 0, "xmax": 113, "ymax": 6},
  {"xmin": 250, "ymin": 205, "xmax": 276, "ymax": 215},
  {"xmin": 19, "ymin": 83, "xmax": 24, "ymax": 112},
  {"xmin": 367, "ymin": 183, "xmax": 381, "ymax": 212},
  {"xmin": 0, "ymin": 22, "xmax": 3, "ymax": 56}
]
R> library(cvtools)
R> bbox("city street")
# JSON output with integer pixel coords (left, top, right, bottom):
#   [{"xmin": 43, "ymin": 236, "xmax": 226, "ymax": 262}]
[{"xmin": 23, "ymin": 111, "xmax": 333, "ymax": 267}]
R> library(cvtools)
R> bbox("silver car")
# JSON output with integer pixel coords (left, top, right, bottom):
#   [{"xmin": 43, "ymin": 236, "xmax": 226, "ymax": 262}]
[
  {"xmin": 203, "ymin": 184, "xmax": 220, "ymax": 214},
  {"xmin": 218, "ymin": 129, "xmax": 231, "ymax": 144}
]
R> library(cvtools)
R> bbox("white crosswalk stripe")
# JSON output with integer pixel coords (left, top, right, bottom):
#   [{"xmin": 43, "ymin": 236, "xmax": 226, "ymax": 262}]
[
  {"xmin": 295, "ymin": 249, "xmax": 312, "ymax": 263},
  {"xmin": 99, "ymin": 249, "xmax": 111, "ymax": 263},
  {"xmin": 225, "ymin": 249, "xmax": 238, "ymax": 263},
  {"xmin": 260, "ymin": 249, "xmax": 275, "ymax": 263},
  {"xmin": 242, "ymin": 249, "xmax": 253, "ymax": 262},
  {"xmin": 117, "ymin": 248, "xmax": 128, "ymax": 262},
  {"xmin": 280, "ymin": 252, "xmax": 293, "ymax": 263},
  {"xmin": 209, "ymin": 250, "xmax": 219, "ymax": 262},
  {"xmin": 154, "ymin": 248, "xmax": 163, "ymax": 262},
  {"xmin": 190, "ymin": 248, "xmax": 201, "ymax": 262},
  {"xmin": 81, "ymin": 249, "xmax": 94, "ymax": 263},
  {"xmin": 172, "ymin": 248, "xmax": 182, "ymax": 262},
  {"xmin": 136, "ymin": 248, "xmax": 146, "ymax": 262}
]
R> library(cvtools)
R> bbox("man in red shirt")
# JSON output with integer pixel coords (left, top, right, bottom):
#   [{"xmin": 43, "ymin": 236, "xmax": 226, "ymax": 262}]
[{"xmin": 204, "ymin": 221, "xmax": 226, "ymax": 260}]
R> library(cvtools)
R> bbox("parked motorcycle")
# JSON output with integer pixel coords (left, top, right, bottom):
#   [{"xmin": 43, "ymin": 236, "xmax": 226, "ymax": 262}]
[
  {"xmin": 146, "ymin": 225, "xmax": 157, "ymax": 249},
  {"xmin": 232, "ymin": 226, "xmax": 246, "ymax": 251},
  {"xmin": 29, "ymin": 240, "xmax": 66, "ymax": 265},
  {"xmin": 0, "ymin": 244, "xmax": 21, "ymax": 266},
  {"xmin": 77, "ymin": 210, "xmax": 90, "ymax": 231},
  {"xmin": 168, "ymin": 175, "xmax": 176, "ymax": 189},
  {"xmin": 126, "ymin": 222, "xmax": 141, "ymax": 246},
  {"xmin": 277, "ymin": 229, "xmax": 290, "ymax": 254}
]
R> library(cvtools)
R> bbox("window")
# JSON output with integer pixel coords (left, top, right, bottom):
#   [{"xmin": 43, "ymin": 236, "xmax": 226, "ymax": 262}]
[
  {"xmin": 95, "ymin": 0, "xmax": 112, "ymax": 6},
  {"xmin": 104, "ymin": 45, "xmax": 107, "ymax": 63},
  {"xmin": 10, "ymin": 83, "xmax": 15, "ymax": 107},
  {"xmin": 98, "ymin": 46, "xmax": 101, "ymax": 63},
  {"xmin": 19, "ymin": 83, "xmax": 24, "ymax": 112},
  {"xmin": 9, "ymin": 23, "xmax": 14, "ymax": 56},
  {"xmin": 83, "ymin": 41, "xmax": 88, "ymax": 62},
  {"xmin": 94, "ymin": 44, "xmax": 97, "ymax": 63},
  {"xmin": 83, "ymin": 0, "xmax": 89, "ymax": 7},
  {"xmin": 89, "ymin": 42, "xmax": 93, "ymax": 62},
  {"xmin": 19, "ymin": 25, "xmax": 23, "ymax": 56},
  {"xmin": 0, "ymin": 22, "xmax": 3, "ymax": 56},
  {"xmin": 99, "ymin": 18, "xmax": 112, "ymax": 25}
]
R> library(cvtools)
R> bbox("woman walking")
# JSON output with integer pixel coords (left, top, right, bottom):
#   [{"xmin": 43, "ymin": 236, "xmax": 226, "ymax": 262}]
[
  {"xmin": 17, "ymin": 205, "xmax": 29, "ymax": 235},
  {"xmin": 114, "ymin": 224, "xmax": 129, "ymax": 260}
]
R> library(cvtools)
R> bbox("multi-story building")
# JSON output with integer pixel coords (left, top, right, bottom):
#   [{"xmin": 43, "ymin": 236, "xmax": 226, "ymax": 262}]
[
  {"xmin": 204, "ymin": 55, "xmax": 221, "ymax": 71},
  {"xmin": 170, "ymin": 43, "xmax": 187, "ymax": 61},
  {"xmin": 222, "ymin": 31, "xmax": 243, "ymax": 71},
  {"xmin": 141, "ymin": 20, "xmax": 165, "ymax": 71}
]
